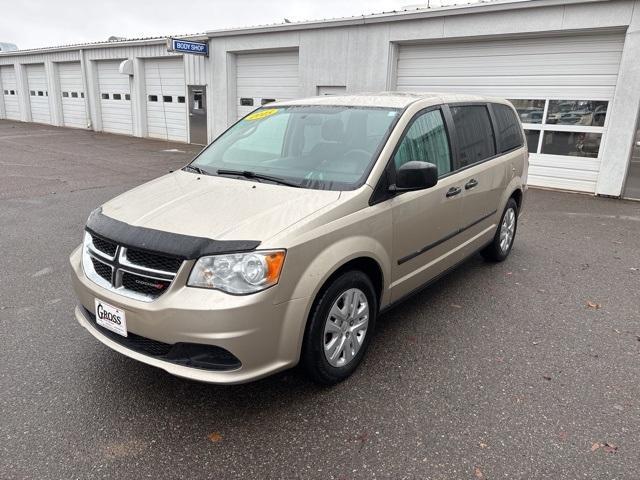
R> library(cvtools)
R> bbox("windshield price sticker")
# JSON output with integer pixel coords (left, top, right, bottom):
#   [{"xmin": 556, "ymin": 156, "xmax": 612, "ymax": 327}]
[{"xmin": 246, "ymin": 109, "xmax": 279, "ymax": 121}]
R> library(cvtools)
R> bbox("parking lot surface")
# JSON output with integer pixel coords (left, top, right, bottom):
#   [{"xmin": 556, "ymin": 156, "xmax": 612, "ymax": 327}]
[{"xmin": 1, "ymin": 120, "xmax": 639, "ymax": 479}]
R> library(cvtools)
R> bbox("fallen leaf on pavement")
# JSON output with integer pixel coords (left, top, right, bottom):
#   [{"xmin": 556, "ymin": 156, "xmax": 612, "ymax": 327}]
[
  {"xmin": 479, "ymin": 442, "xmax": 488, "ymax": 448},
  {"xmin": 451, "ymin": 304, "xmax": 462, "ymax": 309},
  {"xmin": 474, "ymin": 467, "xmax": 484, "ymax": 478},
  {"xmin": 603, "ymin": 442, "xmax": 618, "ymax": 454},
  {"xmin": 207, "ymin": 432, "xmax": 223, "ymax": 443},
  {"xmin": 543, "ymin": 375, "xmax": 552, "ymax": 381},
  {"xmin": 586, "ymin": 301, "xmax": 600, "ymax": 310},
  {"xmin": 591, "ymin": 443, "xmax": 602, "ymax": 452}
]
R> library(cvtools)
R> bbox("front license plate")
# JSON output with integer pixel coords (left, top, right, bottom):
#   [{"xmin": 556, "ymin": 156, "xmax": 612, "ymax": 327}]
[{"xmin": 94, "ymin": 298, "xmax": 127, "ymax": 337}]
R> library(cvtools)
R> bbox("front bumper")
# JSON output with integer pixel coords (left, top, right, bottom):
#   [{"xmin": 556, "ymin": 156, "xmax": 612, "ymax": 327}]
[{"xmin": 70, "ymin": 246, "xmax": 310, "ymax": 384}]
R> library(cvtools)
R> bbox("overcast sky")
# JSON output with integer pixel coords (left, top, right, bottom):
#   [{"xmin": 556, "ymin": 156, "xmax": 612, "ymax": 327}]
[{"xmin": 0, "ymin": 0, "xmax": 482, "ymax": 50}]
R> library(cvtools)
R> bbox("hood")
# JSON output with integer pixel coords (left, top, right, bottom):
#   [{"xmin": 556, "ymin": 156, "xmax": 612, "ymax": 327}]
[{"xmin": 101, "ymin": 170, "xmax": 341, "ymax": 242}]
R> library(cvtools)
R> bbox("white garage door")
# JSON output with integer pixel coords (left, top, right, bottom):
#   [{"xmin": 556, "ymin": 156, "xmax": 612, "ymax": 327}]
[
  {"xmin": 26, "ymin": 64, "xmax": 51, "ymax": 124},
  {"xmin": 396, "ymin": 32, "xmax": 625, "ymax": 193},
  {"xmin": 97, "ymin": 60, "xmax": 132, "ymax": 135},
  {"xmin": 144, "ymin": 58, "xmax": 187, "ymax": 142},
  {"xmin": 1, "ymin": 65, "xmax": 20, "ymax": 120},
  {"xmin": 58, "ymin": 62, "xmax": 87, "ymax": 129},
  {"xmin": 236, "ymin": 50, "xmax": 299, "ymax": 120}
]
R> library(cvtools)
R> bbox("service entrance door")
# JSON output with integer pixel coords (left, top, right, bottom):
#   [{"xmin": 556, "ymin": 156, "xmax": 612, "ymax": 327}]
[{"xmin": 188, "ymin": 85, "xmax": 207, "ymax": 145}]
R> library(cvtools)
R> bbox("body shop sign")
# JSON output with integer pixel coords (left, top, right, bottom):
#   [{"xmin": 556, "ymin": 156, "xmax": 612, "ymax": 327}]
[{"xmin": 168, "ymin": 38, "xmax": 208, "ymax": 56}]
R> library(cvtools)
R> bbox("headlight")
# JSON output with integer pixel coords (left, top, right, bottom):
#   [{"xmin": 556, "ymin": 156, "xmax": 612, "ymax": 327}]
[{"xmin": 187, "ymin": 250, "xmax": 286, "ymax": 294}]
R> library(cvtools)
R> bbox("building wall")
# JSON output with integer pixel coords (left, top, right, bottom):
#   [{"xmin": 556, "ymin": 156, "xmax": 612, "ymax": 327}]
[{"xmin": 0, "ymin": 0, "xmax": 639, "ymax": 196}]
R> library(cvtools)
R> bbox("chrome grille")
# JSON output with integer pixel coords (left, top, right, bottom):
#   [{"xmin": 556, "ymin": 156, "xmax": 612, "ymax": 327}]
[{"xmin": 82, "ymin": 231, "xmax": 183, "ymax": 302}]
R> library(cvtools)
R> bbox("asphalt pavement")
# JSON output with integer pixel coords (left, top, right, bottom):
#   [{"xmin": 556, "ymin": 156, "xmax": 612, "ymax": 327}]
[{"xmin": 1, "ymin": 120, "xmax": 639, "ymax": 479}]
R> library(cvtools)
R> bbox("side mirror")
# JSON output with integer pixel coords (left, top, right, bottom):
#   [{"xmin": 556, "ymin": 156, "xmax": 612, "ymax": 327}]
[{"xmin": 391, "ymin": 161, "xmax": 438, "ymax": 192}]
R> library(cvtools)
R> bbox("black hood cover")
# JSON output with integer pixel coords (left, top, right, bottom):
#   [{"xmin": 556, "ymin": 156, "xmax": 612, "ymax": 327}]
[{"xmin": 85, "ymin": 207, "xmax": 261, "ymax": 259}]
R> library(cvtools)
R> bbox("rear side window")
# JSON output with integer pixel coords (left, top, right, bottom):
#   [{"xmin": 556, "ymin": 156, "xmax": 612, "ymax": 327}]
[
  {"xmin": 450, "ymin": 105, "xmax": 496, "ymax": 169},
  {"xmin": 493, "ymin": 104, "xmax": 523, "ymax": 152},
  {"xmin": 393, "ymin": 109, "xmax": 452, "ymax": 177}
]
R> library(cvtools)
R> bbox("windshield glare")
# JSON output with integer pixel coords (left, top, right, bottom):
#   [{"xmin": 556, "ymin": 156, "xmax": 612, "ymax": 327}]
[{"xmin": 191, "ymin": 105, "xmax": 400, "ymax": 190}]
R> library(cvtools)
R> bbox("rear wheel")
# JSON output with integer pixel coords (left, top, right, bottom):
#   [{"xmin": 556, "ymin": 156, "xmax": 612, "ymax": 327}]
[
  {"xmin": 301, "ymin": 270, "xmax": 377, "ymax": 385},
  {"xmin": 481, "ymin": 198, "xmax": 518, "ymax": 262}
]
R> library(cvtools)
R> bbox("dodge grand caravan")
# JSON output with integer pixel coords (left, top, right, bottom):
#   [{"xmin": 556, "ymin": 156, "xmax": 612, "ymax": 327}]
[{"xmin": 70, "ymin": 93, "xmax": 527, "ymax": 385}]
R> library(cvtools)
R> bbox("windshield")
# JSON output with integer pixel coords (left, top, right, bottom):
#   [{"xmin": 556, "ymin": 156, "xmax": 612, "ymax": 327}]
[{"xmin": 190, "ymin": 105, "xmax": 401, "ymax": 190}]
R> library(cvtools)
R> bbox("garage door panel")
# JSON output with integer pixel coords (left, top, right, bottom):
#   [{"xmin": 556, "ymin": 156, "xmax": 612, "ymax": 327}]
[
  {"xmin": 1, "ymin": 65, "xmax": 20, "ymax": 120},
  {"xmin": 235, "ymin": 50, "xmax": 299, "ymax": 120},
  {"xmin": 144, "ymin": 58, "xmax": 187, "ymax": 142},
  {"xmin": 58, "ymin": 62, "xmax": 86, "ymax": 129},
  {"xmin": 98, "ymin": 61, "xmax": 132, "ymax": 135},
  {"xmin": 396, "ymin": 32, "xmax": 624, "ymax": 193},
  {"xmin": 399, "ymin": 34, "xmax": 625, "ymax": 59},
  {"xmin": 26, "ymin": 64, "xmax": 51, "ymax": 125}
]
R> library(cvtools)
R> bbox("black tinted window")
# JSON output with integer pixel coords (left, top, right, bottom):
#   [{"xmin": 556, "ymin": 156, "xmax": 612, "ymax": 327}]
[
  {"xmin": 450, "ymin": 105, "xmax": 495, "ymax": 169},
  {"xmin": 493, "ymin": 104, "xmax": 523, "ymax": 152}
]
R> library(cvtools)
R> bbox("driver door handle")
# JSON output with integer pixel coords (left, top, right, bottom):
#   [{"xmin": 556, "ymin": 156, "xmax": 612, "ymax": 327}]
[
  {"xmin": 465, "ymin": 179, "xmax": 479, "ymax": 190},
  {"xmin": 446, "ymin": 186, "xmax": 462, "ymax": 198}
]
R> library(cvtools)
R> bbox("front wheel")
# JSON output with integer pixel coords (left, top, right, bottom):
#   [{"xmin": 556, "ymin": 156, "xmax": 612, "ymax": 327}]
[
  {"xmin": 481, "ymin": 198, "xmax": 518, "ymax": 262},
  {"xmin": 301, "ymin": 270, "xmax": 377, "ymax": 385}
]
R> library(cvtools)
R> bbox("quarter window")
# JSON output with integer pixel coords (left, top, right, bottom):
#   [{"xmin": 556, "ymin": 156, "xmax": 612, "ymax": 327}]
[
  {"xmin": 3, "ymin": 89, "xmax": 8, "ymax": 95},
  {"xmin": 163, "ymin": 95, "xmax": 172, "ymax": 103},
  {"xmin": 450, "ymin": 105, "xmax": 496, "ymax": 169},
  {"xmin": 493, "ymin": 104, "xmax": 523, "ymax": 153},
  {"xmin": 101, "ymin": 93, "xmax": 109, "ymax": 100},
  {"xmin": 71, "ymin": 91, "xmax": 78, "ymax": 98},
  {"xmin": 148, "ymin": 95, "xmax": 158, "ymax": 102},
  {"xmin": 62, "ymin": 91, "xmax": 69, "ymax": 98},
  {"xmin": 113, "ymin": 93, "xmax": 122, "ymax": 100},
  {"xmin": 393, "ymin": 109, "xmax": 452, "ymax": 177}
]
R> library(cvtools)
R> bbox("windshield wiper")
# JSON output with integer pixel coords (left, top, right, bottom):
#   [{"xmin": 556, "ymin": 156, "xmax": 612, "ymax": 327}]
[
  {"xmin": 216, "ymin": 169, "xmax": 302, "ymax": 188},
  {"xmin": 183, "ymin": 165, "xmax": 209, "ymax": 175}
]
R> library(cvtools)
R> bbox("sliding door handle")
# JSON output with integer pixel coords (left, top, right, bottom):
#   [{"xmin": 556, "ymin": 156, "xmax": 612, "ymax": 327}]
[
  {"xmin": 446, "ymin": 186, "xmax": 462, "ymax": 198},
  {"xmin": 465, "ymin": 179, "xmax": 479, "ymax": 190}
]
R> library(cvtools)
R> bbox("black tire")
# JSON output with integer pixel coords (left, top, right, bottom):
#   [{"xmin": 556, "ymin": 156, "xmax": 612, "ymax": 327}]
[
  {"xmin": 301, "ymin": 270, "xmax": 377, "ymax": 385},
  {"xmin": 481, "ymin": 198, "xmax": 518, "ymax": 262}
]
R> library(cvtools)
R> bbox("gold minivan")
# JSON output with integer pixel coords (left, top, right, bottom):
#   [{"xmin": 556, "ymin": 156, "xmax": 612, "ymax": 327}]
[{"xmin": 70, "ymin": 93, "xmax": 527, "ymax": 385}]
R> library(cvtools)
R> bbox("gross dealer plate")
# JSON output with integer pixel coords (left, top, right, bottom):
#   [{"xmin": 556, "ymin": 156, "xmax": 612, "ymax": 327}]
[{"xmin": 94, "ymin": 298, "xmax": 128, "ymax": 337}]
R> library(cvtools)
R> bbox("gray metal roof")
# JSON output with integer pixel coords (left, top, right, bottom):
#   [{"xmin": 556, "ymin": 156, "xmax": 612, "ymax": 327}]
[{"xmin": 0, "ymin": 0, "xmax": 604, "ymax": 56}]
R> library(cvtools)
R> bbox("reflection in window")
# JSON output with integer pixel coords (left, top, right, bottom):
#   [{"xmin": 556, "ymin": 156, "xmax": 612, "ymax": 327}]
[
  {"xmin": 541, "ymin": 131, "xmax": 601, "ymax": 158},
  {"xmin": 546, "ymin": 100, "xmax": 608, "ymax": 126},
  {"xmin": 394, "ymin": 109, "xmax": 451, "ymax": 176},
  {"xmin": 510, "ymin": 99, "xmax": 545, "ymax": 124},
  {"xmin": 524, "ymin": 130, "xmax": 540, "ymax": 154}
]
